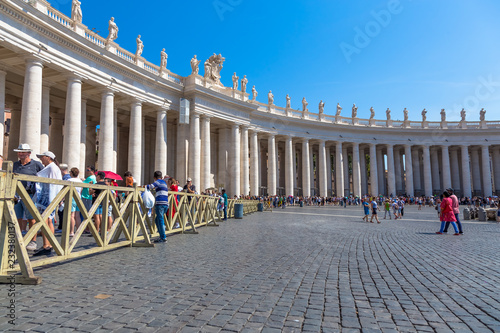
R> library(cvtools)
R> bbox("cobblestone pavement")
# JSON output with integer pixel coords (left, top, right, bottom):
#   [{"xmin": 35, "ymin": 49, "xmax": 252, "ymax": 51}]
[{"xmin": 2, "ymin": 205, "xmax": 500, "ymax": 332}]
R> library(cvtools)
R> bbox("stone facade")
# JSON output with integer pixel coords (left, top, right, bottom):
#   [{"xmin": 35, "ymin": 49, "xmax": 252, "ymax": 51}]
[{"xmin": 0, "ymin": 0, "xmax": 499, "ymax": 197}]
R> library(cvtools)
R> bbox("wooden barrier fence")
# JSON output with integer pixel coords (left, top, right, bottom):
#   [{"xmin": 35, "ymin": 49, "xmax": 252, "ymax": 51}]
[{"xmin": 0, "ymin": 162, "xmax": 259, "ymax": 285}]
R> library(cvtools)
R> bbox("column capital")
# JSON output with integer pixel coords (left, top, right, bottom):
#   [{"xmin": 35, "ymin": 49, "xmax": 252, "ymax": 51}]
[
  {"xmin": 201, "ymin": 114, "xmax": 212, "ymax": 121},
  {"xmin": 64, "ymin": 73, "xmax": 85, "ymax": 83},
  {"xmin": 100, "ymin": 87, "xmax": 116, "ymax": 96},
  {"xmin": 231, "ymin": 123, "xmax": 240, "ymax": 130},
  {"xmin": 24, "ymin": 55, "xmax": 45, "ymax": 67},
  {"xmin": 385, "ymin": 143, "xmax": 394, "ymax": 148},
  {"xmin": 0, "ymin": 69, "xmax": 6, "ymax": 76}
]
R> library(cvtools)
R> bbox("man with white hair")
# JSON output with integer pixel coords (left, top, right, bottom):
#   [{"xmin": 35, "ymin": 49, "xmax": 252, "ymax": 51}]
[{"xmin": 12, "ymin": 143, "xmax": 44, "ymax": 251}]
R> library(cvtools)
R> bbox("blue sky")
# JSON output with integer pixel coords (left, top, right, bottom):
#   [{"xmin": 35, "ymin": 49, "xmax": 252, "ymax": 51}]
[{"xmin": 54, "ymin": 0, "xmax": 500, "ymax": 121}]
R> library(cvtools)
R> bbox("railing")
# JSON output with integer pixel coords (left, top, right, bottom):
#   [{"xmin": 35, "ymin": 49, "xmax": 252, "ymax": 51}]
[
  {"xmin": 0, "ymin": 162, "xmax": 258, "ymax": 285},
  {"xmin": 47, "ymin": 7, "xmax": 72, "ymax": 29}
]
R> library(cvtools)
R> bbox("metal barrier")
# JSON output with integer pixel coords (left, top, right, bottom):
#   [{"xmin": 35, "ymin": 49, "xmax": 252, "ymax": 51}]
[{"xmin": 0, "ymin": 162, "xmax": 259, "ymax": 284}]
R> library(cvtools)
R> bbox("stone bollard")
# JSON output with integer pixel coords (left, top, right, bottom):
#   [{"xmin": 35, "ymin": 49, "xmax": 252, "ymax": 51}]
[
  {"xmin": 463, "ymin": 208, "xmax": 470, "ymax": 220},
  {"xmin": 478, "ymin": 208, "xmax": 487, "ymax": 221}
]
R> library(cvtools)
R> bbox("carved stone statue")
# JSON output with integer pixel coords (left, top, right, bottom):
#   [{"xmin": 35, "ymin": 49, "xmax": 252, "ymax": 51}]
[
  {"xmin": 286, "ymin": 94, "xmax": 291, "ymax": 109},
  {"xmin": 403, "ymin": 108, "xmax": 409, "ymax": 121},
  {"xmin": 386, "ymin": 108, "xmax": 391, "ymax": 120},
  {"xmin": 160, "ymin": 48, "xmax": 168, "ymax": 72},
  {"xmin": 71, "ymin": 0, "xmax": 83, "ymax": 23},
  {"xmin": 135, "ymin": 35, "xmax": 143, "ymax": 58},
  {"xmin": 480, "ymin": 108, "xmax": 486, "ymax": 121},
  {"xmin": 203, "ymin": 53, "xmax": 225, "ymax": 86},
  {"xmin": 232, "ymin": 72, "xmax": 239, "ymax": 90},
  {"xmin": 421, "ymin": 109, "xmax": 427, "ymax": 122},
  {"xmin": 318, "ymin": 100, "xmax": 325, "ymax": 114},
  {"xmin": 190, "ymin": 55, "xmax": 200, "ymax": 75},
  {"xmin": 251, "ymin": 85, "xmax": 257, "ymax": 101},
  {"xmin": 440, "ymin": 109, "xmax": 446, "ymax": 122},
  {"xmin": 241, "ymin": 75, "xmax": 248, "ymax": 93},
  {"xmin": 106, "ymin": 17, "xmax": 118, "ymax": 43},
  {"xmin": 302, "ymin": 98, "xmax": 308, "ymax": 112},
  {"xmin": 268, "ymin": 90, "xmax": 274, "ymax": 106},
  {"xmin": 460, "ymin": 108, "xmax": 466, "ymax": 122},
  {"xmin": 369, "ymin": 107, "xmax": 375, "ymax": 119},
  {"xmin": 352, "ymin": 104, "xmax": 357, "ymax": 118},
  {"xmin": 336, "ymin": 103, "xmax": 342, "ymax": 116}
]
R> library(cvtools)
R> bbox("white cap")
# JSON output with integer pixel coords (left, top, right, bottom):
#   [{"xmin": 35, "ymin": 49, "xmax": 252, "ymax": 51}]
[{"xmin": 36, "ymin": 151, "xmax": 56, "ymax": 160}]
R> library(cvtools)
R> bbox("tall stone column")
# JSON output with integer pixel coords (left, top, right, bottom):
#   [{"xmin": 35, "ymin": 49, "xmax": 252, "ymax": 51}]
[
  {"xmin": 7, "ymin": 105, "xmax": 22, "ymax": 158},
  {"xmin": 293, "ymin": 144, "xmax": 298, "ymax": 196},
  {"xmin": 318, "ymin": 140, "xmax": 327, "ymax": 197},
  {"xmin": 0, "ymin": 70, "xmax": 5, "ymax": 156},
  {"xmin": 369, "ymin": 143, "xmax": 378, "ymax": 196},
  {"xmin": 113, "ymin": 108, "xmax": 118, "ymax": 172},
  {"xmin": 201, "ymin": 116, "xmax": 212, "ymax": 191},
  {"xmin": 481, "ymin": 145, "xmax": 492, "ymax": 197},
  {"xmin": 411, "ymin": 149, "xmax": 421, "ymax": 192},
  {"xmin": 326, "ymin": 146, "xmax": 332, "ymax": 196},
  {"xmin": 79, "ymin": 99, "xmax": 87, "ymax": 175},
  {"xmin": 85, "ymin": 122, "xmax": 97, "ymax": 169},
  {"xmin": 128, "ymin": 100, "xmax": 142, "ymax": 184},
  {"xmin": 285, "ymin": 135, "xmax": 294, "ymax": 197},
  {"xmin": 404, "ymin": 145, "xmax": 414, "ymax": 196},
  {"xmin": 360, "ymin": 147, "xmax": 368, "ymax": 195},
  {"xmin": 394, "ymin": 148, "xmax": 402, "ymax": 194},
  {"xmin": 450, "ymin": 148, "xmax": 460, "ymax": 191},
  {"xmin": 230, "ymin": 124, "xmax": 241, "ymax": 196},
  {"xmin": 386, "ymin": 144, "xmax": 396, "ymax": 197},
  {"xmin": 267, "ymin": 134, "xmax": 277, "ymax": 196},
  {"xmin": 441, "ymin": 145, "xmax": 452, "ymax": 190},
  {"xmin": 49, "ymin": 113, "xmax": 64, "ymax": 160},
  {"xmin": 377, "ymin": 147, "xmax": 385, "ymax": 195},
  {"xmin": 431, "ymin": 148, "xmax": 440, "ymax": 191},
  {"xmin": 155, "ymin": 108, "xmax": 168, "ymax": 175},
  {"xmin": 461, "ymin": 145, "xmax": 472, "ymax": 198},
  {"xmin": 176, "ymin": 123, "xmax": 189, "ymax": 184},
  {"xmin": 98, "ymin": 90, "xmax": 114, "ymax": 171},
  {"xmin": 189, "ymin": 113, "xmax": 201, "ymax": 188},
  {"xmin": 422, "ymin": 145, "xmax": 433, "ymax": 197},
  {"xmin": 335, "ymin": 142, "xmax": 344, "ymax": 197},
  {"xmin": 240, "ymin": 126, "xmax": 249, "ymax": 196},
  {"xmin": 343, "ymin": 147, "xmax": 349, "ymax": 194},
  {"xmin": 62, "ymin": 76, "xmax": 82, "ymax": 168},
  {"xmin": 20, "ymin": 58, "xmax": 44, "ymax": 154},
  {"xmin": 351, "ymin": 142, "xmax": 361, "ymax": 197},
  {"xmin": 493, "ymin": 148, "xmax": 500, "ymax": 195},
  {"xmin": 250, "ymin": 131, "xmax": 259, "ymax": 196},
  {"xmin": 471, "ymin": 148, "xmax": 481, "ymax": 193},
  {"xmin": 40, "ymin": 85, "xmax": 50, "ymax": 153},
  {"xmin": 310, "ymin": 146, "xmax": 315, "ymax": 192},
  {"xmin": 217, "ymin": 127, "xmax": 227, "ymax": 189},
  {"xmin": 302, "ymin": 139, "xmax": 311, "ymax": 197}
]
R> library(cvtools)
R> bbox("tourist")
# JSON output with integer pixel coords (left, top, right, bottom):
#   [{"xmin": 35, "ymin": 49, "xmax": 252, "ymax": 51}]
[
  {"xmin": 362, "ymin": 198, "xmax": 370, "ymax": 222},
  {"xmin": 443, "ymin": 188, "xmax": 463, "ymax": 234},
  {"xmin": 81, "ymin": 166, "xmax": 96, "ymax": 220},
  {"xmin": 146, "ymin": 171, "xmax": 169, "ymax": 243},
  {"xmin": 370, "ymin": 197, "xmax": 380, "ymax": 224},
  {"xmin": 68, "ymin": 167, "xmax": 83, "ymax": 237},
  {"xmin": 33, "ymin": 151, "xmax": 63, "ymax": 256},
  {"xmin": 56, "ymin": 163, "xmax": 71, "ymax": 232},
  {"xmin": 89, "ymin": 171, "xmax": 106, "ymax": 233},
  {"xmin": 392, "ymin": 200, "xmax": 399, "ymax": 219},
  {"xmin": 436, "ymin": 191, "xmax": 459, "ymax": 235},
  {"xmin": 384, "ymin": 199, "xmax": 392, "ymax": 219},
  {"xmin": 222, "ymin": 189, "xmax": 228, "ymax": 220},
  {"xmin": 167, "ymin": 177, "xmax": 179, "ymax": 228},
  {"xmin": 12, "ymin": 143, "xmax": 44, "ymax": 251}
]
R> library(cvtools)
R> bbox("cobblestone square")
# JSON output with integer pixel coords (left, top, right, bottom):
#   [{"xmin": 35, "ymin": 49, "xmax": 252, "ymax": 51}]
[{"xmin": 2, "ymin": 205, "xmax": 500, "ymax": 332}]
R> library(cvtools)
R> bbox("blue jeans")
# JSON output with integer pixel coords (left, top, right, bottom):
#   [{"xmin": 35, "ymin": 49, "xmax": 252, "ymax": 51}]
[
  {"xmin": 155, "ymin": 204, "xmax": 168, "ymax": 240},
  {"xmin": 444, "ymin": 213, "xmax": 463, "ymax": 233},
  {"xmin": 439, "ymin": 221, "xmax": 458, "ymax": 233},
  {"xmin": 223, "ymin": 206, "xmax": 227, "ymax": 220}
]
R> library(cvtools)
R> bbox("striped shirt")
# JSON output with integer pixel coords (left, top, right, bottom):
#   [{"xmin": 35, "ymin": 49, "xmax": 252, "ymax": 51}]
[{"xmin": 147, "ymin": 179, "xmax": 169, "ymax": 205}]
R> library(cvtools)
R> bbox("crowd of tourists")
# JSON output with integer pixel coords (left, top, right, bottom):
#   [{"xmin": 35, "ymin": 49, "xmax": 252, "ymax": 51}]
[{"xmin": 6, "ymin": 142, "xmax": 500, "ymax": 253}]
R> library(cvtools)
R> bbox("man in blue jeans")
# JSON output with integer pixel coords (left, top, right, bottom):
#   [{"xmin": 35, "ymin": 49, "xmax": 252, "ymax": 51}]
[
  {"xmin": 222, "ymin": 189, "xmax": 228, "ymax": 220},
  {"xmin": 146, "ymin": 171, "xmax": 169, "ymax": 243}
]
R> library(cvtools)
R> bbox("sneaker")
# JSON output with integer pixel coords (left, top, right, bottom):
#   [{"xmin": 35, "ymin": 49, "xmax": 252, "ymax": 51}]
[
  {"xmin": 453, "ymin": 233, "xmax": 460, "ymax": 236},
  {"xmin": 32, "ymin": 247, "xmax": 52, "ymax": 256},
  {"xmin": 435, "ymin": 232, "xmax": 443, "ymax": 234},
  {"xmin": 26, "ymin": 241, "xmax": 37, "ymax": 251},
  {"xmin": 69, "ymin": 233, "xmax": 75, "ymax": 237},
  {"xmin": 55, "ymin": 229, "xmax": 62, "ymax": 233},
  {"xmin": 153, "ymin": 238, "xmax": 167, "ymax": 243}
]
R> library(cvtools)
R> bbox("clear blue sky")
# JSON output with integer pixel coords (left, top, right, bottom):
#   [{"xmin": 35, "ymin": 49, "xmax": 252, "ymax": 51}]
[{"xmin": 55, "ymin": 0, "xmax": 500, "ymax": 121}]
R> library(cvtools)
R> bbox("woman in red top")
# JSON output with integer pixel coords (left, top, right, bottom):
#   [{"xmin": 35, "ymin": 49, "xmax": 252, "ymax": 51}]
[
  {"xmin": 167, "ymin": 178, "xmax": 179, "ymax": 220},
  {"xmin": 436, "ymin": 191, "xmax": 459, "ymax": 235}
]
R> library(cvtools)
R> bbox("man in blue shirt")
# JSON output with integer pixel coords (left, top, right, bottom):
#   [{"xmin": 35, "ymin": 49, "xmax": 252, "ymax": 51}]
[
  {"xmin": 222, "ymin": 189, "xmax": 228, "ymax": 220},
  {"xmin": 146, "ymin": 171, "xmax": 169, "ymax": 243}
]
